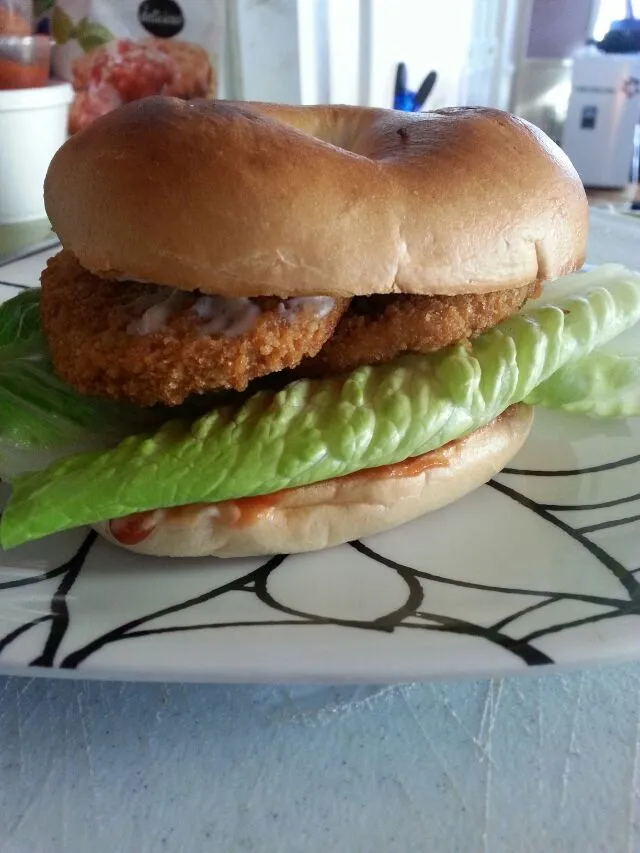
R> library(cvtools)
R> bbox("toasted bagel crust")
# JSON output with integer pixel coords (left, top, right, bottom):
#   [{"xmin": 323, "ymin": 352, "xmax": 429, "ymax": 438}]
[{"xmin": 44, "ymin": 98, "xmax": 587, "ymax": 298}]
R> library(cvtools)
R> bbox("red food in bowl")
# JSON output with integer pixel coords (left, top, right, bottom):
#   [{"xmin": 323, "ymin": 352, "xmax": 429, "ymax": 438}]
[
  {"xmin": 0, "ymin": 8, "xmax": 31, "ymax": 36},
  {"xmin": 69, "ymin": 37, "xmax": 212, "ymax": 133},
  {"xmin": 0, "ymin": 35, "xmax": 51, "ymax": 90}
]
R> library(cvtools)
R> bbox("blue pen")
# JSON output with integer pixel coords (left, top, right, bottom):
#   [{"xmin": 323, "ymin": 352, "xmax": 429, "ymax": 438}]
[{"xmin": 393, "ymin": 63, "xmax": 437, "ymax": 112}]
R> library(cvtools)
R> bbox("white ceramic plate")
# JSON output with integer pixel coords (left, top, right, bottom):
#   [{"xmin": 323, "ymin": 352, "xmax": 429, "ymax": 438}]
[{"xmin": 1, "ymin": 272, "xmax": 639, "ymax": 683}]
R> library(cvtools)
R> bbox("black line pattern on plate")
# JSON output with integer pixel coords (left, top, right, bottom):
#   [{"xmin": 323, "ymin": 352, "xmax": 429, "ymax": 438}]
[
  {"xmin": 0, "ymin": 240, "xmax": 59, "ymax": 268},
  {"xmin": 576, "ymin": 514, "xmax": 640, "ymax": 535},
  {"xmin": 0, "ymin": 280, "xmax": 31, "ymax": 291},
  {"xmin": 503, "ymin": 456, "xmax": 640, "ymax": 476},
  {"xmin": 0, "ymin": 532, "xmax": 96, "ymax": 657},
  {"xmin": 0, "ymin": 451, "xmax": 639, "ymax": 672},
  {"xmin": 59, "ymin": 554, "xmax": 288, "ymax": 669},
  {"xmin": 540, "ymin": 491, "xmax": 640, "ymax": 512},
  {"xmin": 400, "ymin": 612, "xmax": 553, "ymax": 666},
  {"xmin": 350, "ymin": 540, "xmax": 629, "ymax": 607},
  {"xmin": 30, "ymin": 532, "xmax": 97, "ymax": 667},
  {"xmin": 253, "ymin": 546, "xmax": 425, "ymax": 632},
  {"xmin": 0, "ymin": 615, "xmax": 51, "ymax": 656},
  {"xmin": 488, "ymin": 479, "xmax": 640, "ymax": 599},
  {"xmin": 0, "ymin": 563, "xmax": 69, "ymax": 591}
]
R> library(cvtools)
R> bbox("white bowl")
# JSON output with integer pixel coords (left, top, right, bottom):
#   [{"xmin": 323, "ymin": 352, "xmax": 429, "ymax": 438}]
[{"xmin": 0, "ymin": 80, "xmax": 72, "ymax": 225}]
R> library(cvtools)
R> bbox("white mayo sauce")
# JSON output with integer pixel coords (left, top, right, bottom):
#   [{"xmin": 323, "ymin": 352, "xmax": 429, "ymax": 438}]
[
  {"xmin": 126, "ymin": 286, "xmax": 335, "ymax": 338},
  {"xmin": 278, "ymin": 296, "xmax": 336, "ymax": 320},
  {"xmin": 191, "ymin": 295, "xmax": 261, "ymax": 338}
]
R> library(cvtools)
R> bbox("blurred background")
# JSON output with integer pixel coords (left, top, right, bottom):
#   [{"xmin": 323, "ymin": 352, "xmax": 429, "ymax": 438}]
[
  {"xmin": 225, "ymin": 0, "xmax": 640, "ymax": 202},
  {"xmin": 3, "ymin": 0, "xmax": 640, "ymax": 260}
]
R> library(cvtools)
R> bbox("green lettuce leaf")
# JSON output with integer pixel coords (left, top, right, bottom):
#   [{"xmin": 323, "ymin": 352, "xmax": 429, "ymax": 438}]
[
  {"xmin": 0, "ymin": 351, "xmax": 160, "ymax": 480},
  {"xmin": 0, "ymin": 290, "xmax": 43, "ymax": 355},
  {"xmin": 522, "ymin": 264, "xmax": 640, "ymax": 418},
  {"xmin": 2, "ymin": 266, "xmax": 640, "ymax": 548},
  {"xmin": 0, "ymin": 292, "xmax": 161, "ymax": 480},
  {"xmin": 525, "ymin": 351, "xmax": 640, "ymax": 417}
]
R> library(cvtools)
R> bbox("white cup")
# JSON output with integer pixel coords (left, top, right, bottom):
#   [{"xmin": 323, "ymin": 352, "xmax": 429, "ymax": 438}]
[{"xmin": 0, "ymin": 81, "xmax": 72, "ymax": 225}]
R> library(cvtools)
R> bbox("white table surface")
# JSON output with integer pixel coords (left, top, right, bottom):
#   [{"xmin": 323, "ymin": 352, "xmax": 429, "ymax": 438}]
[{"xmin": 1, "ymin": 209, "xmax": 639, "ymax": 853}]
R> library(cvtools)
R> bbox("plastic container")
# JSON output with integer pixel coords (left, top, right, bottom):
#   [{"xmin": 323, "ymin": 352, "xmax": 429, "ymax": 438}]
[
  {"xmin": 0, "ymin": 0, "xmax": 32, "ymax": 36},
  {"xmin": 0, "ymin": 80, "xmax": 72, "ymax": 227},
  {"xmin": 0, "ymin": 35, "xmax": 52, "ymax": 89}
]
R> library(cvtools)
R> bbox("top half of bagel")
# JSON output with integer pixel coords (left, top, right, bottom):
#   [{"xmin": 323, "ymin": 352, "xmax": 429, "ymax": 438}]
[{"xmin": 44, "ymin": 96, "xmax": 588, "ymax": 300}]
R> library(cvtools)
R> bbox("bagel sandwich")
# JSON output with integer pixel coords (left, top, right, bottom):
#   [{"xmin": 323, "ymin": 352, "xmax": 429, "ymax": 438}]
[{"xmin": 1, "ymin": 96, "xmax": 640, "ymax": 557}]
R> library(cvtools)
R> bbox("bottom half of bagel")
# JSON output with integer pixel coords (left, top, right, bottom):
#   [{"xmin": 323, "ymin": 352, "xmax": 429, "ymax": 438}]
[{"xmin": 95, "ymin": 404, "xmax": 533, "ymax": 559}]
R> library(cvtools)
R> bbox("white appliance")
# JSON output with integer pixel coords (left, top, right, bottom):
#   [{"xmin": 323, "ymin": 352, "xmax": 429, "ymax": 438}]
[{"xmin": 562, "ymin": 48, "xmax": 640, "ymax": 188}]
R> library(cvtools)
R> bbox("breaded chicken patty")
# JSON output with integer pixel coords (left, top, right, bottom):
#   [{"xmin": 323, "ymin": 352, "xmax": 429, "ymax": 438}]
[
  {"xmin": 40, "ymin": 252, "xmax": 347, "ymax": 406},
  {"xmin": 41, "ymin": 251, "xmax": 541, "ymax": 406},
  {"xmin": 301, "ymin": 283, "xmax": 540, "ymax": 377}
]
